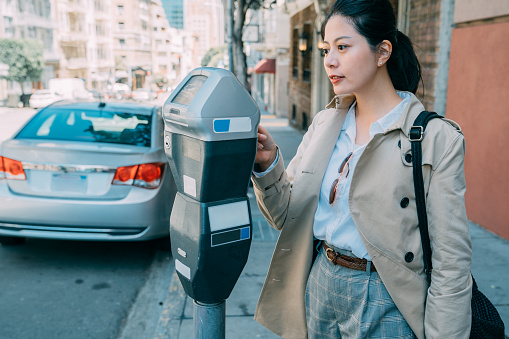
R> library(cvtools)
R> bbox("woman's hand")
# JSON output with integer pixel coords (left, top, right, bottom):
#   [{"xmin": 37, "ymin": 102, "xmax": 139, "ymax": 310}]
[{"xmin": 256, "ymin": 125, "xmax": 278, "ymax": 172}]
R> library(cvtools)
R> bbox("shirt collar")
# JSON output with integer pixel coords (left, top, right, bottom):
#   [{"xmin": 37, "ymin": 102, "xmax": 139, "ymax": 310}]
[{"xmin": 342, "ymin": 92, "xmax": 411, "ymax": 140}]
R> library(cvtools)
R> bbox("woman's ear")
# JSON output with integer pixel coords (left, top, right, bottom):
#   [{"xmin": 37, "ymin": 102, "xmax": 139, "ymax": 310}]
[{"xmin": 377, "ymin": 40, "xmax": 393, "ymax": 67}]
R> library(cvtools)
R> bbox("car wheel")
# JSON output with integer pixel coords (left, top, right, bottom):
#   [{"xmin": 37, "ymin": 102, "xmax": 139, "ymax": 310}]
[{"xmin": 0, "ymin": 236, "xmax": 26, "ymax": 246}]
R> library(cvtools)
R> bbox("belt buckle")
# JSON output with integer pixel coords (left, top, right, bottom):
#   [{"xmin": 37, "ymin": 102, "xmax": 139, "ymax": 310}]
[{"xmin": 325, "ymin": 247, "xmax": 335, "ymax": 262}]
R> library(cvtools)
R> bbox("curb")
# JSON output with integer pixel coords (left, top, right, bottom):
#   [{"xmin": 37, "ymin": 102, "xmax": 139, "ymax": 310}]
[{"xmin": 116, "ymin": 250, "xmax": 177, "ymax": 339}]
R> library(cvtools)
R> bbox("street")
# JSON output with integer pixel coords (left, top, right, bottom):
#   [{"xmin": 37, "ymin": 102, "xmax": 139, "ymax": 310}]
[
  {"xmin": 0, "ymin": 238, "xmax": 165, "ymax": 339},
  {"xmin": 0, "ymin": 106, "xmax": 171, "ymax": 339}
]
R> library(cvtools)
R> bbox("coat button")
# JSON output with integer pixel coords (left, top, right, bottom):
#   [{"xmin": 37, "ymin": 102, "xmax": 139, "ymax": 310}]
[
  {"xmin": 398, "ymin": 140, "xmax": 401, "ymax": 148},
  {"xmin": 405, "ymin": 252, "xmax": 414, "ymax": 263},
  {"xmin": 405, "ymin": 152, "xmax": 412, "ymax": 163},
  {"xmin": 400, "ymin": 197, "xmax": 409, "ymax": 208}
]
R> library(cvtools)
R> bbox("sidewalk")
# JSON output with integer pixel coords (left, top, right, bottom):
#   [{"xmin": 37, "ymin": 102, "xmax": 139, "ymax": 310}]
[{"xmin": 120, "ymin": 114, "xmax": 509, "ymax": 338}]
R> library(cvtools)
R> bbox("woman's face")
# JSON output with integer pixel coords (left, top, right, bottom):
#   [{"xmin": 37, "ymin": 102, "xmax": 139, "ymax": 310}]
[{"xmin": 323, "ymin": 15, "xmax": 379, "ymax": 96}]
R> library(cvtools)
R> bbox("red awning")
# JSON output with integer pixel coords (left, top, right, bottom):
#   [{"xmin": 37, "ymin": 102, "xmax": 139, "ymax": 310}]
[{"xmin": 253, "ymin": 58, "xmax": 276, "ymax": 74}]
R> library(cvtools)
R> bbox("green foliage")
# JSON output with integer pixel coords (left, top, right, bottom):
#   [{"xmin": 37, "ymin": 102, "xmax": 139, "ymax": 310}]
[
  {"xmin": 201, "ymin": 46, "xmax": 226, "ymax": 67},
  {"xmin": 0, "ymin": 39, "xmax": 45, "ymax": 84},
  {"xmin": 207, "ymin": 53, "xmax": 225, "ymax": 68}
]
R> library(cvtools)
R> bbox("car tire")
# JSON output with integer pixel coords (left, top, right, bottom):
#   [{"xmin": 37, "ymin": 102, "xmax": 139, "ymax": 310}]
[{"xmin": 0, "ymin": 236, "xmax": 26, "ymax": 246}]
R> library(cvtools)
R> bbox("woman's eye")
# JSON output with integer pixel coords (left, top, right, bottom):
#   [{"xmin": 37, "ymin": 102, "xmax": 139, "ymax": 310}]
[
  {"xmin": 321, "ymin": 48, "xmax": 329, "ymax": 55},
  {"xmin": 338, "ymin": 45, "xmax": 348, "ymax": 51}
]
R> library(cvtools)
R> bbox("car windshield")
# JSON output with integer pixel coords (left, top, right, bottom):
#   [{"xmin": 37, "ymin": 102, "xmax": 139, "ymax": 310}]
[{"xmin": 16, "ymin": 108, "xmax": 152, "ymax": 147}]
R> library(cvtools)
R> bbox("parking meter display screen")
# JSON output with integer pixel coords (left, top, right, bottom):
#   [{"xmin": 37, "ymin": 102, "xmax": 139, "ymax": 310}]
[{"xmin": 172, "ymin": 75, "xmax": 208, "ymax": 106}]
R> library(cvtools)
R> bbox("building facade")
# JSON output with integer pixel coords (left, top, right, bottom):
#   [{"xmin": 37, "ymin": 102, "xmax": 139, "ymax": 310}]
[
  {"xmin": 53, "ymin": 0, "xmax": 116, "ymax": 92},
  {"xmin": 250, "ymin": 2, "xmax": 291, "ymax": 117},
  {"xmin": 445, "ymin": 1, "xmax": 509, "ymax": 240},
  {"xmin": 185, "ymin": 0, "xmax": 224, "ymax": 64},
  {"xmin": 0, "ymin": 0, "xmax": 58, "ymax": 99},
  {"xmin": 151, "ymin": 0, "xmax": 197, "ymax": 89},
  {"xmin": 161, "ymin": 0, "xmax": 184, "ymax": 29},
  {"xmin": 111, "ymin": 0, "xmax": 153, "ymax": 90}
]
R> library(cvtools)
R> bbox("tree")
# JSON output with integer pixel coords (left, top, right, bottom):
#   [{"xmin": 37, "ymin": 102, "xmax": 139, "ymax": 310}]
[
  {"xmin": 201, "ymin": 46, "xmax": 227, "ymax": 67},
  {"xmin": 223, "ymin": 0, "xmax": 274, "ymax": 88},
  {"xmin": 0, "ymin": 39, "xmax": 44, "ymax": 95}
]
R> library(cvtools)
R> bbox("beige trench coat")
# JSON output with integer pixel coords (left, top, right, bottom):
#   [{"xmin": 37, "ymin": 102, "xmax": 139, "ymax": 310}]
[{"xmin": 251, "ymin": 93, "xmax": 472, "ymax": 339}]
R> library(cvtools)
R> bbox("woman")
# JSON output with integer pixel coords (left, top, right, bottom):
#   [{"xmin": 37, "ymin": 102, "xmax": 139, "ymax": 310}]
[{"xmin": 252, "ymin": 0, "xmax": 472, "ymax": 338}]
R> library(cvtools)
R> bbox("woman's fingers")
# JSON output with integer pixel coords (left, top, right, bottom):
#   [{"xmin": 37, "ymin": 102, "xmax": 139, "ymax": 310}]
[
  {"xmin": 255, "ymin": 125, "xmax": 277, "ymax": 170},
  {"xmin": 257, "ymin": 125, "xmax": 275, "ymax": 150}
]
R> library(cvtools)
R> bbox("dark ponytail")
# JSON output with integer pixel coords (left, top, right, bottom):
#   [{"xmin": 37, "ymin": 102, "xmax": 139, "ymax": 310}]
[{"xmin": 321, "ymin": 0, "xmax": 422, "ymax": 94}]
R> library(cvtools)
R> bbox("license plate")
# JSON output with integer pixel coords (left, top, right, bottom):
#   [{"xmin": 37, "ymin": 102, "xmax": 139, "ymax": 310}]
[{"xmin": 51, "ymin": 174, "xmax": 88, "ymax": 193}]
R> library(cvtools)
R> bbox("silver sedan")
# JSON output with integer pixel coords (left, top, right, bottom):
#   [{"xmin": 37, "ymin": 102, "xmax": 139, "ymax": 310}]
[{"xmin": 0, "ymin": 101, "xmax": 176, "ymax": 245}]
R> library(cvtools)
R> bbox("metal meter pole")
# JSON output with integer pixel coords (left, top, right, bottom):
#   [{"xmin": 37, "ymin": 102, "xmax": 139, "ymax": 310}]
[
  {"xmin": 227, "ymin": 0, "xmax": 234, "ymax": 72},
  {"xmin": 194, "ymin": 300, "xmax": 226, "ymax": 338}
]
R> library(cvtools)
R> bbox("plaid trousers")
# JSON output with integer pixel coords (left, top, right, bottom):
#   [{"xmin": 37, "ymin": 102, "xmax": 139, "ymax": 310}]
[{"xmin": 305, "ymin": 246, "xmax": 416, "ymax": 339}]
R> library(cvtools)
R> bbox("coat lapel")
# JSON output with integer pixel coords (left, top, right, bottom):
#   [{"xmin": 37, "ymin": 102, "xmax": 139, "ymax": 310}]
[{"xmin": 296, "ymin": 95, "xmax": 353, "ymax": 182}]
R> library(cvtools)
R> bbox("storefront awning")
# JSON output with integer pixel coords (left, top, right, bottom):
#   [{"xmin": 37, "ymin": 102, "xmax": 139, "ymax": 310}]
[{"xmin": 253, "ymin": 58, "xmax": 276, "ymax": 74}]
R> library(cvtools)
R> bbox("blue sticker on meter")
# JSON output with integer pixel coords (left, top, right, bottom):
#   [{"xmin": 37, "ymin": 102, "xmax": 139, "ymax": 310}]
[
  {"xmin": 240, "ymin": 227, "xmax": 250, "ymax": 240},
  {"xmin": 213, "ymin": 118, "xmax": 252, "ymax": 133},
  {"xmin": 213, "ymin": 119, "xmax": 231, "ymax": 133}
]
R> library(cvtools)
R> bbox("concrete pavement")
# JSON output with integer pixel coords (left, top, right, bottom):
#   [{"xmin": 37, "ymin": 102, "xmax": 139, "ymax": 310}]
[
  {"xmin": 122, "ymin": 113, "xmax": 509, "ymax": 338},
  {"xmin": 0, "ymin": 106, "xmax": 37, "ymax": 142}
]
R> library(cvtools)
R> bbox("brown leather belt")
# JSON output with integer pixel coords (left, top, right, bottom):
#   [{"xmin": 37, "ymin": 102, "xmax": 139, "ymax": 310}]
[{"xmin": 323, "ymin": 242, "xmax": 376, "ymax": 272}]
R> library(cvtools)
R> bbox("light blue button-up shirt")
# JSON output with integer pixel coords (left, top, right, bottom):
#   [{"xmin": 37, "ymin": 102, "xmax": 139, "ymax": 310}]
[{"xmin": 313, "ymin": 92, "xmax": 411, "ymax": 259}]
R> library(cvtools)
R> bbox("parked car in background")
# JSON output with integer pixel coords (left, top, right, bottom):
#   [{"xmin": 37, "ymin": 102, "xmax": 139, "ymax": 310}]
[
  {"xmin": 29, "ymin": 89, "xmax": 65, "ymax": 108},
  {"xmin": 131, "ymin": 88, "xmax": 153, "ymax": 102},
  {"xmin": 48, "ymin": 78, "xmax": 93, "ymax": 100},
  {"xmin": 0, "ymin": 101, "xmax": 176, "ymax": 246},
  {"xmin": 90, "ymin": 90, "xmax": 107, "ymax": 101},
  {"xmin": 112, "ymin": 83, "xmax": 131, "ymax": 100}
]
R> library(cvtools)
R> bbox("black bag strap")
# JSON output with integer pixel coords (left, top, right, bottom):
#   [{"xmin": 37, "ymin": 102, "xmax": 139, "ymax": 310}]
[{"xmin": 409, "ymin": 111, "xmax": 442, "ymax": 278}]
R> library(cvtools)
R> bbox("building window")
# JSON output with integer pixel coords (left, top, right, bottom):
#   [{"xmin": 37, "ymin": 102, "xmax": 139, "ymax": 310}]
[
  {"xmin": 94, "ymin": 0, "xmax": 104, "ymax": 12},
  {"xmin": 28, "ymin": 26, "xmax": 36, "ymax": 39},
  {"xmin": 3, "ymin": 16, "xmax": 14, "ymax": 37},
  {"xmin": 97, "ymin": 47, "xmax": 108, "ymax": 60},
  {"xmin": 302, "ymin": 24, "xmax": 312, "ymax": 82},
  {"xmin": 119, "ymin": 38, "xmax": 125, "ymax": 47},
  {"xmin": 292, "ymin": 105, "xmax": 296, "ymax": 123},
  {"xmin": 292, "ymin": 29, "xmax": 299, "ymax": 79},
  {"xmin": 118, "ymin": 22, "xmax": 125, "ymax": 31},
  {"xmin": 141, "ymin": 21, "xmax": 147, "ymax": 31},
  {"xmin": 302, "ymin": 112, "xmax": 308, "ymax": 131},
  {"xmin": 117, "ymin": 5, "xmax": 124, "ymax": 15}
]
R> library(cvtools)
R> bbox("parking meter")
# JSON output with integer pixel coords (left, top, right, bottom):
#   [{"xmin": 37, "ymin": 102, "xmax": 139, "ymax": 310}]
[{"xmin": 162, "ymin": 67, "xmax": 259, "ymax": 304}]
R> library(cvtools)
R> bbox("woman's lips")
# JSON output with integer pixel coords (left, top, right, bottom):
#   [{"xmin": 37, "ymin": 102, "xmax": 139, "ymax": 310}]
[{"xmin": 329, "ymin": 75, "xmax": 344, "ymax": 84}]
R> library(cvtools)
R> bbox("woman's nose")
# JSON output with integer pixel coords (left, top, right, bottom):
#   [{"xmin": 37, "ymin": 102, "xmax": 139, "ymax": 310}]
[{"xmin": 324, "ymin": 52, "xmax": 338, "ymax": 69}]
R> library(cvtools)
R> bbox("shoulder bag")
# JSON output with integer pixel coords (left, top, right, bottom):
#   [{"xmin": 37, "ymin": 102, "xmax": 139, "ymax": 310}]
[{"xmin": 410, "ymin": 111, "xmax": 505, "ymax": 339}]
